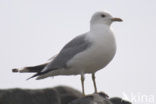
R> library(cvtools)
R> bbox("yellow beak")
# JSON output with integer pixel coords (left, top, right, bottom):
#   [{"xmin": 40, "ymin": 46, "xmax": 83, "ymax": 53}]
[{"xmin": 111, "ymin": 18, "xmax": 123, "ymax": 22}]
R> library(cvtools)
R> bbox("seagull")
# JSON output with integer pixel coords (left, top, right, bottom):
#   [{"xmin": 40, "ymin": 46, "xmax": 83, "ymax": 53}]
[{"xmin": 12, "ymin": 11, "xmax": 122, "ymax": 95}]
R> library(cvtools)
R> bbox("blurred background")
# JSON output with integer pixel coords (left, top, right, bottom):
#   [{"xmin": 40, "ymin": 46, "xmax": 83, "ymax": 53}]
[{"xmin": 0, "ymin": 0, "xmax": 155, "ymax": 103}]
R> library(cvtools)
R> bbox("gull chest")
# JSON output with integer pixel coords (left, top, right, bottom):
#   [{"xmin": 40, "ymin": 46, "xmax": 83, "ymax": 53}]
[{"xmin": 68, "ymin": 30, "xmax": 116, "ymax": 73}]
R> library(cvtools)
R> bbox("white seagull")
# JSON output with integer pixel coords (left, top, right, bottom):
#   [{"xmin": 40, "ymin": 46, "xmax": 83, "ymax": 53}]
[{"xmin": 12, "ymin": 11, "xmax": 122, "ymax": 95}]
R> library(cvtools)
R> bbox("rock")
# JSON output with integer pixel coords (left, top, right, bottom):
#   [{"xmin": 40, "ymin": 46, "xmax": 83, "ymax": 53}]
[
  {"xmin": 53, "ymin": 86, "xmax": 84, "ymax": 104},
  {"xmin": 0, "ymin": 86, "xmax": 83, "ymax": 104},
  {"xmin": 110, "ymin": 97, "xmax": 132, "ymax": 104},
  {"xmin": 69, "ymin": 92, "xmax": 132, "ymax": 104},
  {"xmin": 0, "ymin": 86, "xmax": 131, "ymax": 104},
  {"xmin": 69, "ymin": 92, "xmax": 112, "ymax": 104}
]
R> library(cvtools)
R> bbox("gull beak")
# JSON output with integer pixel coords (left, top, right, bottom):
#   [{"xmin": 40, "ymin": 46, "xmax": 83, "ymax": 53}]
[{"xmin": 111, "ymin": 17, "xmax": 123, "ymax": 22}]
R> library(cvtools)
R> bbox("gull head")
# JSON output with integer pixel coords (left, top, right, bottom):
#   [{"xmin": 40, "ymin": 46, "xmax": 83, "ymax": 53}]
[{"xmin": 90, "ymin": 11, "xmax": 123, "ymax": 26}]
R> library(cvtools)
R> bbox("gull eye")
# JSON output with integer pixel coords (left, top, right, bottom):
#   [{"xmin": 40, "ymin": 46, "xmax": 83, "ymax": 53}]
[{"xmin": 101, "ymin": 14, "xmax": 106, "ymax": 18}]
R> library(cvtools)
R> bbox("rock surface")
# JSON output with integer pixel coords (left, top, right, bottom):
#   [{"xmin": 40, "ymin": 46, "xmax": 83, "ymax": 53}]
[
  {"xmin": 0, "ymin": 86, "xmax": 131, "ymax": 104},
  {"xmin": 69, "ymin": 92, "xmax": 132, "ymax": 104}
]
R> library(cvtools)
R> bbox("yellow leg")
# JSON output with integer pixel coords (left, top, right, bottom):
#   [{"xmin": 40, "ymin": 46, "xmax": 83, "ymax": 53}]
[
  {"xmin": 92, "ymin": 73, "xmax": 97, "ymax": 93},
  {"xmin": 81, "ymin": 73, "xmax": 85, "ymax": 95}
]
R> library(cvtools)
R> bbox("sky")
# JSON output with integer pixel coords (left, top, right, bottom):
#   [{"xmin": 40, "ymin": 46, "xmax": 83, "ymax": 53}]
[{"xmin": 0, "ymin": 0, "xmax": 156, "ymax": 103}]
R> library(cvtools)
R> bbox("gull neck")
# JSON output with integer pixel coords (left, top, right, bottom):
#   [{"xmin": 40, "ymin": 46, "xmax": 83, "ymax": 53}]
[{"xmin": 90, "ymin": 24, "xmax": 111, "ymax": 32}]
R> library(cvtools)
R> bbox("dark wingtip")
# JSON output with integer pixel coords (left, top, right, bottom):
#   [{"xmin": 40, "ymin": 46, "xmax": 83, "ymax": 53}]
[
  {"xmin": 26, "ymin": 73, "xmax": 40, "ymax": 80},
  {"xmin": 12, "ymin": 68, "xmax": 18, "ymax": 72}
]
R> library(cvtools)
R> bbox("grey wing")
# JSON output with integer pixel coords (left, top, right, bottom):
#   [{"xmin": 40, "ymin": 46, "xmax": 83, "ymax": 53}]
[{"xmin": 42, "ymin": 33, "xmax": 91, "ymax": 73}]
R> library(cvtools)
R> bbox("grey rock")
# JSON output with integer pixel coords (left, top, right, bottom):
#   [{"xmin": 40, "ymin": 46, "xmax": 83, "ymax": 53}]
[
  {"xmin": 69, "ymin": 92, "xmax": 132, "ymax": 104},
  {"xmin": 69, "ymin": 92, "xmax": 112, "ymax": 104},
  {"xmin": 0, "ymin": 88, "xmax": 60, "ymax": 104},
  {"xmin": 0, "ymin": 86, "xmax": 131, "ymax": 104},
  {"xmin": 0, "ymin": 86, "xmax": 83, "ymax": 104},
  {"xmin": 110, "ymin": 97, "xmax": 131, "ymax": 104},
  {"xmin": 54, "ymin": 86, "xmax": 84, "ymax": 104}
]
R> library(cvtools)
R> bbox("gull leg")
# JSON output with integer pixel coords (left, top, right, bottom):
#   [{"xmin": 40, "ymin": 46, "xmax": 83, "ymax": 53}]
[
  {"xmin": 92, "ymin": 73, "xmax": 97, "ymax": 93},
  {"xmin": 81, "ymin": 73, "xmax": 85, "ymax": 95}
]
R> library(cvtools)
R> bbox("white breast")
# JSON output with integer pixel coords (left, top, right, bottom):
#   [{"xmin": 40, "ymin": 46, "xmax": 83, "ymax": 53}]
[{"xmin": 67, "ymin": 25, "xmax": 116, "ymax": 74}]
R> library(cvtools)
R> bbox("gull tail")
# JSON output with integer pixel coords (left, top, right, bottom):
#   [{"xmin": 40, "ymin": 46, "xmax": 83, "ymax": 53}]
[
  {"xmin": 12, "ymin": 54, "xmax": 57, "ymax": 73},
  {"xmin": 12, "ymin": 55, "xmax": 57, "ymax": 80},
  {"xmin": 12, "ymin": 63, "xmax": 48, "ymax": 73}
]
